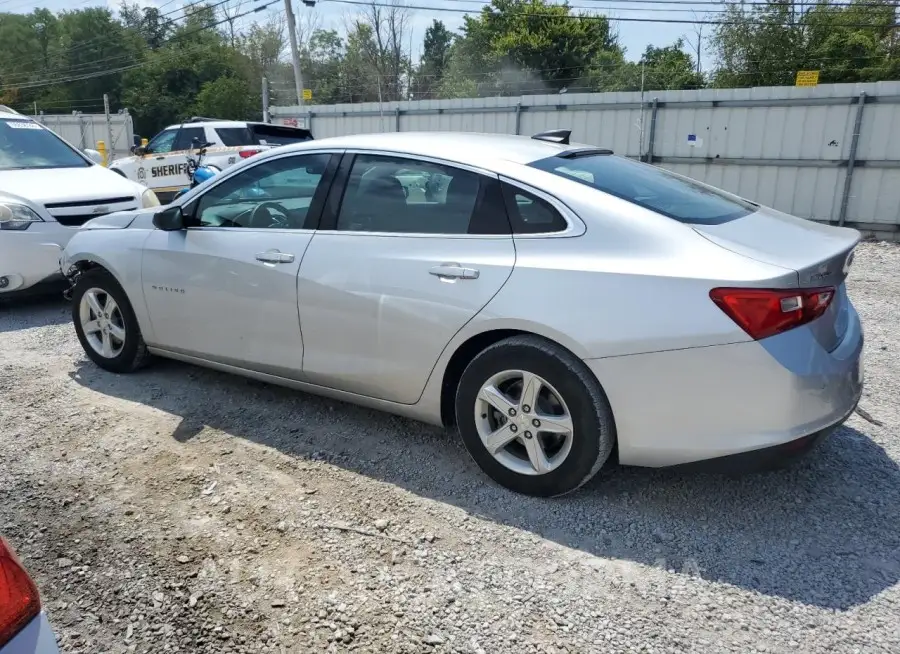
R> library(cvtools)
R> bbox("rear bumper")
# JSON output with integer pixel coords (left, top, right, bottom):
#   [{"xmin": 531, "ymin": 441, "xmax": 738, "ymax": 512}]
[
  {"xmin": 586, "ymin": 304, "xmax": 864, "ymax": 468},
  {"xmin": 0, "ymin": 226, "xmax": 72, "ymax": 295},
  {"xmin": 1, "ymin": 613, "xmax": 60, "ymax": 654}
]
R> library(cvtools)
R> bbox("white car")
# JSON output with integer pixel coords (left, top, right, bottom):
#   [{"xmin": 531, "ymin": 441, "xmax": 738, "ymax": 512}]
[
  {"xmin": 0, "ymin": 109, "xmax": 158, "ymax": 298},
  {"xmin": 109, "ymin": 119, "xmax": 313, "ymax": 203},
  {"xmin": 0, "ymin": 536, "xmax": 60, "ymax": 654}
]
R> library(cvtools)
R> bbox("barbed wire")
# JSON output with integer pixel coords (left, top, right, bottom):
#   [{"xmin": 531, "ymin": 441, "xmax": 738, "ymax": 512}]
[{"xmin": 269, "ymin": 65, "xmax": 900, "ymax": 101}]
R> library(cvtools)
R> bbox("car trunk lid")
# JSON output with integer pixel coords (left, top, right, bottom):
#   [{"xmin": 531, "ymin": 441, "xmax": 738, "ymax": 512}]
[{"xmin": 693, "ymin": 207, "xmax": 859, "ymax": 350}]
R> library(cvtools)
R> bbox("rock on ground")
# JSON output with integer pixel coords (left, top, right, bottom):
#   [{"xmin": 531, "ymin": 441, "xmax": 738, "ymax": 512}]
[{"xmin": 0, "ymin": 242, "xmax": 899, "ymax": 653}]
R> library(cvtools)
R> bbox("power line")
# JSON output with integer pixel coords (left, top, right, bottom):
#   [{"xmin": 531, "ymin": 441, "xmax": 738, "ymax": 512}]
[
  {"xmin": 0, "ymin": 0, "xmax": 279, "ymax": 92},
  {"xmin": 554, "ymin": 0, "xmax": 895, "ymax": 7},
  {"xmin": 0, "ymin": 0, "xmax": 248, "ymax": 81},
  {"xmin": 323, "ymin": 0, "xmax": 900, "ymax": 28}
]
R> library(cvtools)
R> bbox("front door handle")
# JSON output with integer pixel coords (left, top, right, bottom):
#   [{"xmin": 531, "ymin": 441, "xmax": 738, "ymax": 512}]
[
  {"xmin": 429, "ymin": 264, "xmax": 480, "ymax": 280},
  {"xmin": 255, "ymin": 251, "xmax": 295, "ymax": 264}
]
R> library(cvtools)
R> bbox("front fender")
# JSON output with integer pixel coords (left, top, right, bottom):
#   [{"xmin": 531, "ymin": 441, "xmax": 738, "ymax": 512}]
[{"xmin": 62, "ymin": 229, "xmax": 155, "ymax": 343}]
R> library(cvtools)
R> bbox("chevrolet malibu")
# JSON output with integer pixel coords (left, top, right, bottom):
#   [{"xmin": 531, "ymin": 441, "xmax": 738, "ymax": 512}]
[{"xmin": 60, "ymin": 130, "xmax": 863, "ymax": 497}]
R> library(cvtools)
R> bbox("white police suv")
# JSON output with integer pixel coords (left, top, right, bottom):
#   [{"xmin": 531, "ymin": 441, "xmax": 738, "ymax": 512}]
[{"xmin": 108, "ymin": 118, "xmax": 313, "ymax": 203}]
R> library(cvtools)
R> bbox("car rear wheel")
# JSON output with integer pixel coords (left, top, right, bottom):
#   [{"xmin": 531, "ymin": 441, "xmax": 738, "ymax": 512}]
[
  {"xmin": 71, "ymin": 268, "xmax": 150, "ymax": 373},
  {"xmin": 455, "ymin": 335, "xmax": 616, "ymax": 497}
]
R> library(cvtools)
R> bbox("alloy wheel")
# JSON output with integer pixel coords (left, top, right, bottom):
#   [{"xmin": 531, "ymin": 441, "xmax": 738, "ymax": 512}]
[
  {"xmin": 79, "ymin": 288, "xmax": 126, "ymax": 359},
  {"xmin": 473, "ymin": 370, "xmax": 574, "ymax": 476}
]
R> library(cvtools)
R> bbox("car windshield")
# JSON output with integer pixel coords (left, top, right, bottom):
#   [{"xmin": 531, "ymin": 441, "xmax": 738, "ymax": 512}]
[
  {"xmin": 529, "ymin": 153, "xmax": 754, "ymax": 224},
  {"xmin": 0, "ymin": 118, "xmax": 89, "ymax": 170}
]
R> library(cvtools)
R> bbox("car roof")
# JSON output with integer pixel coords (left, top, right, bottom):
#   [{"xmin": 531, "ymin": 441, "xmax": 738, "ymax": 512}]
[
  {"xmin": 164, "ymin": 120, "xmax": 250, "ymax": 130},
  {"xmin": 277, "ymin": 131, "xmax": 592, "ymax": 168},
  {"xmin": 162, "ymin": 120, "xmax": 309, "ymax": 130}
]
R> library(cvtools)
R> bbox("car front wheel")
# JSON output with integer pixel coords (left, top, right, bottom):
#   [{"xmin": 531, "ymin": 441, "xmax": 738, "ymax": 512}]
[
  {"xmin": 455, "ymin": 335, "xmax": 616, "ymax": 497},
  {"xmin": 71, "ymin": 268, "xmax": 150, "ymax": 373}
]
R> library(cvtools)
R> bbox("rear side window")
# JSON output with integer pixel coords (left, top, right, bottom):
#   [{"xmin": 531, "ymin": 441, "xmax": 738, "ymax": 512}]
[
  {"xmin": 331, "ymin": 154, "xmax": 508, "ymax": 235},
  {"xmin": 216, "ymin": 127, "xmax": 254, "ymax": 146},
  {"xmin": 529, "ymin": 154, "xmax": 754, "ymax": 224},
  {"xmin": 501, "ymin": 184, "xmax": 568, "ymax": 234}
]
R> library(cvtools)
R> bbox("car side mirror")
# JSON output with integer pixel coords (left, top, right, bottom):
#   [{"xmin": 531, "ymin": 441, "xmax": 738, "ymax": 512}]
[
  {"xmin": 153, "ymin": 205, "xmax": 185, "ymax": 231},
  {"xmin": 84, "ymin": 148, "xmax": 103, "ymax": 164},
  {"xmin": 132, "ymin": 145, "xmax": 146, "ymax": 156}
]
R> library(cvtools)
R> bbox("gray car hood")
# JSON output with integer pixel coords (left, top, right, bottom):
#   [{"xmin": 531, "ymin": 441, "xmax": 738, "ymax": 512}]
[{"xmin": 80, "ymin": 211, "xmax": 139, "ymax": 230}]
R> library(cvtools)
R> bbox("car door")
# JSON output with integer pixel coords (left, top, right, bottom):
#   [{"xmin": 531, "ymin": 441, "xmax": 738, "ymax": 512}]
[
  {"xmin": 140, "ymin": 126, "xmax": 206, "ymax": 202},
  {"xmin": 296, "ymin": 152, "xmax": 516, "ymax": 405},
  {"xmin": 141, "ymin": 151, "xmax": 340, "ymax": 378}
]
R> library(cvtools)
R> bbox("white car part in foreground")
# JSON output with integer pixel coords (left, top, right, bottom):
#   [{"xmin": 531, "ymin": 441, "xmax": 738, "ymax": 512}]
[{"xmin": 0, "ymin": 537, "xmax": 59, "ymax": 654}]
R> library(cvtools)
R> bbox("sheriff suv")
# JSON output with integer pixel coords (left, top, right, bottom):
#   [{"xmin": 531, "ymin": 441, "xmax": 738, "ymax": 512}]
[{"xmin": 109, "ymin": 118, "xmax": 313, "ymax": 203}]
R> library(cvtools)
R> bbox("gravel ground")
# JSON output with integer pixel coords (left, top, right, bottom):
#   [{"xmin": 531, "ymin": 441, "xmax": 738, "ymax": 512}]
[{"xmin": 1, "ymin": 241, "xmax": 899, "ymax": 654}]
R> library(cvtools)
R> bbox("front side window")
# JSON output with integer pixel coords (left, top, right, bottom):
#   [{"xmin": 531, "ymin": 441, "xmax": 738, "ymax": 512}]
[
  {"xmin": 335, "ymin": 154, "xmax": 485, "ymax": 234},
  {"xmin": 0, "ymin": 119, "xmax": 89, "ymax": 170},
  {"xmin": 192, "ymin": 153, "xmax": 332, "ymax": 229},
  {"xmin": 530, "ymin": 154, "xmax": 754, "ymax": 224},
  {"xmin": 145, "ymin": 129, "xmax": 177, "ymax": 154},
  {"xmin": 173, "ymin": 127, "xmax": 206, "ymax": 152}
]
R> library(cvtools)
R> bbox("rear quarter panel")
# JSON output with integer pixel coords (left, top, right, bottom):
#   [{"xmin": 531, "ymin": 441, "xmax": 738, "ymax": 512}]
[{"xmin": 481, "ymin": 169, "xmax": 801, "ymax": 359}]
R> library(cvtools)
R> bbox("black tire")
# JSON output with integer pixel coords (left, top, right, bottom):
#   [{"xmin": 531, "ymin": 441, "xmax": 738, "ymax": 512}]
[
  {"xmin": 455, "ymin": 335, "xmax": 616, "ymax": 497},
  {"xmin": 71, "ymin": 268, "xmax": 151, "ymax": 373}
]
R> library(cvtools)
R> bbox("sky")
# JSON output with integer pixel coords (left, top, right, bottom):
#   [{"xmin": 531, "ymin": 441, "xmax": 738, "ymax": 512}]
[{"xmin": 7, "ymin": 0, "xmax": 716, "ymax": 69}]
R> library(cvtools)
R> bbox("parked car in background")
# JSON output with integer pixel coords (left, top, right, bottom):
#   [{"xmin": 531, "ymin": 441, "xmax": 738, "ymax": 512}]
[
  {"xmin": 109, "ymin": 118, "xmax": 313, "ymax": 203},
  {"xmin": 0, "ymin": 537, "xmax": 59, "ymax": 654},
  {"xmin": 61, "ymin": 130, "xmax": 863, "ymax": 497},
  {"xmin": 0, "ymin": 107, "xmax": 157, "ymax": 298}
]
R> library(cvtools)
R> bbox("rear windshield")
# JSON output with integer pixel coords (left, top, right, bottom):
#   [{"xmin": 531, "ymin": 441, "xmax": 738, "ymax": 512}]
[
  {"xmin": 215, "ymin": 127, "xmax": 254, "ymax": 146},
  {"xmin": 529, "ymin": 154, "xmax": 754, "ymax": 224},
  {"xmin": 250, "ymin": 124, "xmax": 313, "ymax": 146},
  {"xmin": 0, "ymin": 118, "xmax": 89, "ymax": 170}
]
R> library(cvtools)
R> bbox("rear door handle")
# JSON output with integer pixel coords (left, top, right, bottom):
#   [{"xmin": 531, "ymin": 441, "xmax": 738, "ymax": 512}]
[
  {"xmin": 429, "ymin": 264, "xmax": 480, "ymax": 280},
  {"xmin": 256, "ymin": 251, "xmax": 295, "ymax": 264}
]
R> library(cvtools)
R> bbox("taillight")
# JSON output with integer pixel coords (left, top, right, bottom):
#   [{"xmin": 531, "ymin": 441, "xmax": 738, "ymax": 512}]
[
  {"xmin": 710, "ymin": 286, "xmax": 835, "ymax": 340},
  {"xmin": 0, "ymin": 537, "xmax": 40, "ymax": 647},
  {"xmin": 239, "ymin": 149, "xmax": 262, "ymax": 159}
]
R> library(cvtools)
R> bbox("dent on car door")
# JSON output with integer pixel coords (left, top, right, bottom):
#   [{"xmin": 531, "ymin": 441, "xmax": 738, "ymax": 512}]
[
  {"xmin": 140, "ymin": 151, "xmax": 340, "ymax": 376},
  {"xmin": 297, "ymin": 152, "xmax": 516, "ymax": 404}
]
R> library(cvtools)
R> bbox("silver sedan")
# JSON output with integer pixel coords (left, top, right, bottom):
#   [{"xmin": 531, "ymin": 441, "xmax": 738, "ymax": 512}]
[{"xmin": 61, "ymin": 130, "xmax": 864, "ymax": 496}]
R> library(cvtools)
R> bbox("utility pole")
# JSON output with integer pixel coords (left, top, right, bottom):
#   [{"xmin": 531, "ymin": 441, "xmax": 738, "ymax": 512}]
[
  {"xmin": 283, "ymin": 0, "xmax": 304, "ymax": 110},
  {"xmin": 638, "ymin": 60, "xmax": 646, "ymax": 161},
  {"xmin": 262, "ymin": 76, "xmax": 270, "ymax": 123},
  {"xmin": 103, "ymin": 93, "xmax": 114, "ymax": 165}
]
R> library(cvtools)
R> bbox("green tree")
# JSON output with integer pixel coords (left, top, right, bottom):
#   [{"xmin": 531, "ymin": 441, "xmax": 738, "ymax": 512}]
[
  {"xmin": 411, "ymin": 20, "xmax": 453, "ymax": 99},
  {"xmin": 301, "ymin": 29, "xmax": 349, "ymax": 104},
  {"xmin": 440, "ymin": 0, "xmax": 623, "ymax": 97},
  {"xmin": 120, "ymin": 2, "xmax": 173, "ymax": 50},
  {"xmin": 122, "ymin": 11, "xmax": 253, "ymax": 134},
  {"xmin": 710, "ymin": 0, "xmax": 899, "ymax": 88},
  {"xmin": 640, "ymin": 39, "xmax": 704, "ymax": 90},
  {"xmin": 194, "ymin": 75, "xmax": 259, "ymax": 120}
]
